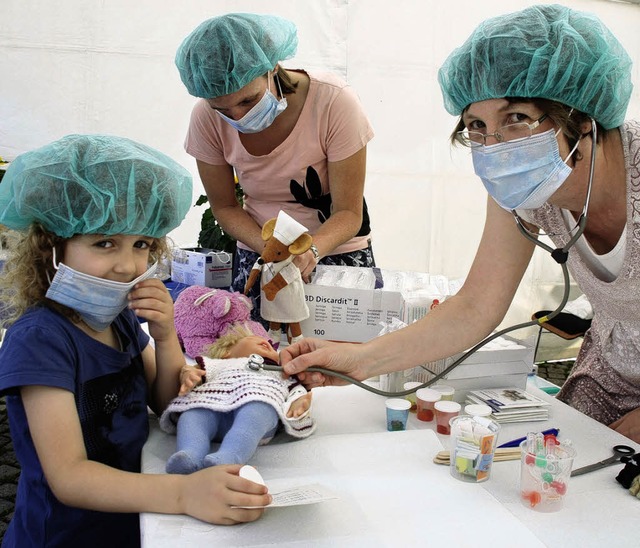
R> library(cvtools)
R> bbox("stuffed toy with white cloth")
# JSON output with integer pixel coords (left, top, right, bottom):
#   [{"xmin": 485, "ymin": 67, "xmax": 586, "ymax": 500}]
[
  {"xmin": 174, "ymin": 285, "xmax": 269, "ymax": 358},
  {"xmin": 244, "ymin": 210, "xmax": 312, "ymax": 344}
]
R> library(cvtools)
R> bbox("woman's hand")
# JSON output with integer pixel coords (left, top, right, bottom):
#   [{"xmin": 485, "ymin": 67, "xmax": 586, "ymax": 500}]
[
  {"xmin": 610, "ymin": 408, "xmax": 640, "ymax": 443},
  {"xmin": 293, "ymin": 250, "xmax": 318, "ymax": 283},
  {"xmin": 280, "ymin": 338, "xmax": 366, "ymax": 389}
]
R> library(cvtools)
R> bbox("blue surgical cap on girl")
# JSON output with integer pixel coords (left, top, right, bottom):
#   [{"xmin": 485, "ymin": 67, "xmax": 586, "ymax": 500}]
[
  {"xmin": 438, "ymin": 4, "xmax": 633, "ymax": 129},
  {"xmin": 175, "ymin": 13, "xmax": 298, "ymax": 98},
  {"xmin": 0, "ymin": 134, "xmax": 193, "ymax": 238}
]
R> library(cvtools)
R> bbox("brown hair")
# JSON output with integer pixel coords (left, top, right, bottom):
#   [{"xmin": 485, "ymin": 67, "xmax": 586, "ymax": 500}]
[
  {"xmin": 274, "ymin": 66, "xmax": 298, "ymax": 96},
  {"xmin": 450, "ymin": 97, "xmax": 609, "ymax": 164}
]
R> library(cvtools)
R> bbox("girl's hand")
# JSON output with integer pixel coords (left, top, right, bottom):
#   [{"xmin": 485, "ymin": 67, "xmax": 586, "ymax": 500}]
[
  {"xmin": 179, "ymin": 365, "xmax": 206, "ymax": 396},
  {"xmin": 128, "ymin": 278, "xmax": 175, "ymax": 342},
  {"xmin": 180, "ymin": 464, "xmax": 271, "ymax": 525}
]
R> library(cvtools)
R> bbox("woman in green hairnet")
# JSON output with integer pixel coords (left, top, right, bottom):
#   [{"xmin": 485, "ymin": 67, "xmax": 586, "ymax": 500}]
[
  {"xmin": 0, "ymin": 135, "xmax": 271, "ymax": 546},
  {"xmin": 175, "ymin": 13, "xmax": 375, "ymax": 328},
  {"xmin": 281, "ymin": 4, "xmax": 640, "ymax": 443}
]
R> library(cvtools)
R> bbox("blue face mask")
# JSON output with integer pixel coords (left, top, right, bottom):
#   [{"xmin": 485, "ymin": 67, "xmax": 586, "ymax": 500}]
[
  {"xmin": 217, "ymin": 72, "xmax": 287, "ymax": 134},
  {"xmin": 471, "ymin": 129, "xmax": 579, "ymax": 210},
  {"xmin": 46, "ymin": 256, "xmax": 158, "ymax": 331}
]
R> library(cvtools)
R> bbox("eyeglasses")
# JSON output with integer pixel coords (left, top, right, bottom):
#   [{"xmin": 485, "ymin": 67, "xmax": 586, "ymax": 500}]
[{"xmin": 457, "ymin": 114, "xmax": 549, "ymax": 148}]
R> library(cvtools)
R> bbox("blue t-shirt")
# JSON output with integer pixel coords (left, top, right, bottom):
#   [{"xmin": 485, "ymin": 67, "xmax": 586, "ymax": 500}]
[{"xmin": 0, "ymin": 306, "xmax": 150, "ymax": 547}]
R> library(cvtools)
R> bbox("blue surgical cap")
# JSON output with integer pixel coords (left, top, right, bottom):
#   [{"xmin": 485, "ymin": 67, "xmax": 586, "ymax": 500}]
[
  {"xmin": 0, "ymin": 134, "xmax": 193, "ymax": 238},
  {"xmin": 438, "ymin": 4, "xmax": 633, "ymax": 129},
  {"xmin": 175, "ymin": 13, "xmax": 298, "ymax": 98}
]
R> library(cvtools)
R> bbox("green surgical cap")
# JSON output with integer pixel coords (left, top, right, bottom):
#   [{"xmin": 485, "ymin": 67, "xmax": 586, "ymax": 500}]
[
  {"xmin": 0, "ymin": 134, "xmax": 193, "ymax": 238},
  {"xmin": 438, "ymin": 4, "xmax": 633, "ymax": 129},
  {"xmin": 175, "ymin": 13, "xmax": 298, "ymax": 98}
]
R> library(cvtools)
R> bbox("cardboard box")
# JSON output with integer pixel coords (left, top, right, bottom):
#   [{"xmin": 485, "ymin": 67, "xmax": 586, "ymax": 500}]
[
  {"xmin": 380, "ymin": 335, "xmax": 535, "ymax": 402},
  {"xmin": 300, "ymin": 284, "xmax": 403, "ymax": 343},
  {"xmin": 171, "ymin": 248, "xmax": 232, "ymax": 288},
  {"xmin": 299, "ymin": 265, "xmax": 460, "ymax": 344}
]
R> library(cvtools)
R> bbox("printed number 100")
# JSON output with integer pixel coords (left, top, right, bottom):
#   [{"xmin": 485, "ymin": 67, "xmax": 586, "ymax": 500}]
[{"xmin": 313, "ymin": 329, "xmax": 325, "ymax": 336}]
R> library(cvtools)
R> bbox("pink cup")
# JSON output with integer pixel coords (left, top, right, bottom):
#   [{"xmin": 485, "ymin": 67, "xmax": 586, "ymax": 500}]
[
  {"xmin": 434, "ymin": 400, "xmax": 461, "ymax": 435},
  {"xmin": 416, "ymin": 388, "xmax": 441, "ymax": 422}
]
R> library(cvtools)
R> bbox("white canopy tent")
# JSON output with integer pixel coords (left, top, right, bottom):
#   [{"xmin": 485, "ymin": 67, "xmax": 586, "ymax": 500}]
[{"xmin": 2, "ymin": 0, "xmax": 639, "ymax": 329}]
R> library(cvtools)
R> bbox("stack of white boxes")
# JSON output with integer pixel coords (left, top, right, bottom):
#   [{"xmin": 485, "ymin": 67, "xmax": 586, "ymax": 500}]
[{"xmin": 379, "ymin": 335, "xmax": 536, "ymax": 402}]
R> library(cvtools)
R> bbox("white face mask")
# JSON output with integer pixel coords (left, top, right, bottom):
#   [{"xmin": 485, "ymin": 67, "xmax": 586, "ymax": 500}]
[
  {"xmin": 472, "ymin": 128, "xmax": 580, "ymax": 210},
  {"xmin": 46, "ymin": 251, "xmax": 158, "ymax": 331},
  {"xmin": 217, "ymin": 72, "xmax": 287, "ymax": 134}
]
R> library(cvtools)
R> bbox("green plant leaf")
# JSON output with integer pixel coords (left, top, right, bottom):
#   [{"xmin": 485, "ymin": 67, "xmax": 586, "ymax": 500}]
[{"xmin": 196, "ymin": 188, "xmax": 244, "ymax": 253}]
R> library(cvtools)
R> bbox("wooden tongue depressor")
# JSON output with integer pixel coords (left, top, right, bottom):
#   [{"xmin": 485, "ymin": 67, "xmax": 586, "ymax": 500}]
[{"xmin": 433, "ymin": 447, "xmax": 521, "ymax": 465}]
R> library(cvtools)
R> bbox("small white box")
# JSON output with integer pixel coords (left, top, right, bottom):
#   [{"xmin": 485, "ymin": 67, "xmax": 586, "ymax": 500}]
[
  {"xmin": 171, "ymin": 248, "xmax": 232, "ymax": 288},
  {"xmin": 300, "ymin": 284, "xmax": 403, "ymax": 343}
]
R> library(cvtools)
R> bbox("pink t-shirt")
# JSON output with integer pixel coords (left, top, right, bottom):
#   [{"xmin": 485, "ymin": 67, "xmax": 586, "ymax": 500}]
[{"xmin": 184, "ymin": 71, "xmax": 374, "ymax": 254}]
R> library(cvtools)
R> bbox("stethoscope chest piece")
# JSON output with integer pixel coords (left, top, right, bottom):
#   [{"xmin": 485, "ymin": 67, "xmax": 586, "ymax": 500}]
[{"xmin": 247, "ymin": 353, "xmax": 265, "ymax": 371}]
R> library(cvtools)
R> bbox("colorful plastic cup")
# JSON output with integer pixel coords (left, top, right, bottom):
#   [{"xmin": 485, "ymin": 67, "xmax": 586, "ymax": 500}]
[
  {"xmin": 519, "ymin": 438, "xmax": 576, "ymax": 512},
  {"xmin": 385, "ymin": 398, "xmax": 411, "ymax": 431},
  {"xmin": 434, "ymin": 400, "xmax": 461, "ymax": 434},
  {"xmin": 416, "ymin": 388, "xmax": 441, "ymax": 422},
  {"xmin": 403, "ymin": 382, "xmax": 422, "ymax": 412},
  {"xmin": 449, "ymin": 415, "xmax": 501, "ymax": 482},
  {"xmin": 431, "ymin": 384, "xmax": 455, "ymax": 401}
]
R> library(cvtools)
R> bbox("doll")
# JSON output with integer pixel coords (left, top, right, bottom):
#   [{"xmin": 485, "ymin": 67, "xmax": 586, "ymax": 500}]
[
  {"xmin": 173, "ymin": 285, "xmax": 270, "ymax": 357},
  {"xmin": 159, "ymin": 324, "xmax": 315, "ymax": 474},
  {"xmin": 244, "ymin": 210, "xmax": 312, "ymax": 344}
]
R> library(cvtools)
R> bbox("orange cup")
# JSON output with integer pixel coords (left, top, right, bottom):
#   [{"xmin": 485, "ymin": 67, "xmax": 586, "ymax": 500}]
[
  {"xmin": 434, "ymin": 400, "xmax": 461, "ymax": 435},
  {"xmin": 415, "ymin": 388, "xmax": 441, "ymax": 422}
]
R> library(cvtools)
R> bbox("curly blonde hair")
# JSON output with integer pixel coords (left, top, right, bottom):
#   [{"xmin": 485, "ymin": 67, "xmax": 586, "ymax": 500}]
[
  {"xmin": 204, "ymin": 324, "xmax": 256, "ymax": 359},
  {"xmin": 0, "ymin": 224, "xmax": 170, "ymax": 328}
]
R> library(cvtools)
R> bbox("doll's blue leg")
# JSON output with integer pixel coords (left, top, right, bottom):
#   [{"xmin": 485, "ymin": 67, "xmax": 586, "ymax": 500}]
[
  {"xmin": 166, "ymin": 408, "xmax": 222, "ymax": 474},
  {"xmin": 203, "ymin": 402, "xmax": 279, "ymax": 467}
]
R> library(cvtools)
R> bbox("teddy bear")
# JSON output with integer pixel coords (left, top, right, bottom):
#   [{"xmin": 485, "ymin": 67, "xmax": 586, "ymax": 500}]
[
  {"xmin": 244, "ymin": 210, "xmax": 312, "ymax": 344},
  {"xmin": 174, "ymin": 285, "xmax": 269, "ymax": 358}
]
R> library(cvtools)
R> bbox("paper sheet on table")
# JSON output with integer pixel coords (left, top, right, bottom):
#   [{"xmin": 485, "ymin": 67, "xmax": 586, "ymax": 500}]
[
  {"xmin": 234, "ymin": 483, "xmax": 338, "ymax": 508},
  {"xmin": 143, "ymin": 429, "xmax": 545, "ymax": 547}
]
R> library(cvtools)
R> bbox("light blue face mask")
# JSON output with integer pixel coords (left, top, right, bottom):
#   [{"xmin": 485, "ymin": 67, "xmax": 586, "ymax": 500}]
[
  {"xmin": 217, "ymin": 72, "xmax": 287, "ymax": 134},
  {"xmin": 472, "ymin": 128, "xmax": 580, "ymax": 210},
  {"xmin": 46, "ymin": 253, "xmax": 158, "ymax": 332}
]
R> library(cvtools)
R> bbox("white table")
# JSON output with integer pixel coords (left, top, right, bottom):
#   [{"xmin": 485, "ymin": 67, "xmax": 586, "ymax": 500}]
[{"xmin": 141, "ymin": 379, "xmax": 640, "ymax": 547}]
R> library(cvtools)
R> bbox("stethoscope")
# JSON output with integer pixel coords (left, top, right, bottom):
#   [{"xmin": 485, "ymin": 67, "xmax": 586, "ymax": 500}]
[{"xmin": 249, "ymin": 119, "xmax": 598, "ymax": 398}]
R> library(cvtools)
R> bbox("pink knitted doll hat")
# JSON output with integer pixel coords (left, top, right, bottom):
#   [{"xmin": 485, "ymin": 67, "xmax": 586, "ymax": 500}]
[{"xmin": 174, "ymin": 286, "xmax": 268, "ymax": 357}]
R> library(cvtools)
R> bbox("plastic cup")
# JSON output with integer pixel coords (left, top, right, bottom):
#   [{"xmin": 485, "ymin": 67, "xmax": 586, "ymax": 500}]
[
  {"xmin": 416, "ymin": 388, "xmax": 441, "ymax": 422},
  {"xmin": 431, "ymin": 384, "xmax": 455, "ymax": 401},
  {"xmin": 403, "ymin": 382, "xmax": 422, "ymax": 412},
  {"xmin": 519, "ymin": 438, "xmax": 576, "ymax": 512},
  {"xmin": 434, "ymin": 400, "xmax": 461, "ymax": 434},
  {"xmin": 464, "ymin": 404, "xmax": 493, "ymax": 418},
  {"xmin": 385, "ymin": 398, "xmax": 411, "ymax": 431},
  {"xmin": 449, "ymin": 415, "xmax": 501, "ymax": 482}
]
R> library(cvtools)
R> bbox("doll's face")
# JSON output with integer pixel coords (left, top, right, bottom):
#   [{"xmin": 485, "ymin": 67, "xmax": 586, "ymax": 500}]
[{"xmin": 227, "ymin": 336, "xmax": 279, "ymax": 362}]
